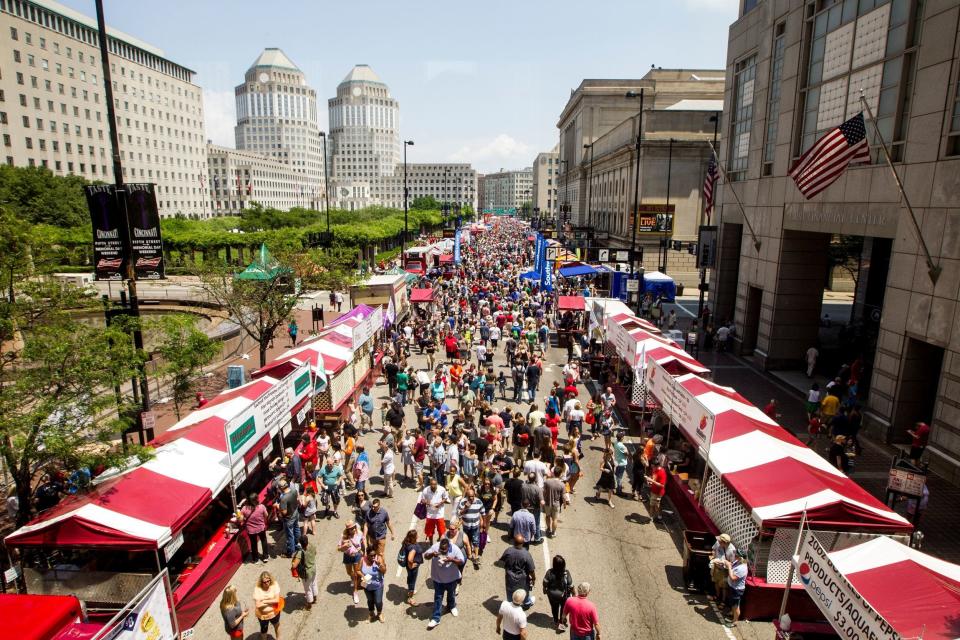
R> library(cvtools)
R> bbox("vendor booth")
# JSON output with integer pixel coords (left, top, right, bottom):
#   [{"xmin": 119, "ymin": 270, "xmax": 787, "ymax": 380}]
[
  {"xmin": 410, "ymin": 287, "xmax": 436, "ymax": 304},
  {"xmin": 643, "ymin": 270, "xmax": 677, "ymax": 301},
  {"xmin": 641, "ymin": 354, "xmax": 913, "ymax": 621},
  {"xmin": 792, "ymin": 534, "xmax": 960, "ymax": 640},
  {"xmin": 5, "ymin": 367, "xmax": 314, "ymax": 632},
  {"xmin": 0, "ymin": 594, "xmax": 99, "ymax": 639},
  {"xmin": 254, "ymin": 304, "xmax": 383, "ymax": 428}
]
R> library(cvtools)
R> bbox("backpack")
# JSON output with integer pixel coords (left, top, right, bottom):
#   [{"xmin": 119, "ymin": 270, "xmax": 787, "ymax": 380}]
[{"xmin": 543, "ymin": 569, "xmax": 573, "ymax": 596}]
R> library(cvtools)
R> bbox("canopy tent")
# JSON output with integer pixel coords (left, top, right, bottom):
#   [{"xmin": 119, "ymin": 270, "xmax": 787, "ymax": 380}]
[
  {"xmin": 519, "ymin": 270, "xmax": 540, "ymax": 281},
  {"xmin": 0, "ymin": 594, "xmax": 89, "ymax": 640},
  {"xmin": 410, "ymin": 288, "xmax": 436, "ymax": 303},
  {"xmin": 383, "ymin": 266, "xmax": 420, "ymax": 284},
  {"xmin": 647, "ymin": 368, "xmax": 911, "ymax": 534},
  {"xmin": 6, "ymin": 378, "xmax": 285, "ymax": 550},
  {"xmin": 235, "ymin": 243, "xmax": 290, "ymax": 281},
  {"xmin": 643, "ymin": 270, "xmax": 677, "ymax": 300},
  {"xmin": 826, "ymin": 536, "xmax": 960, "ymax": 640},
  {"xmin": 558, "ymin": 262, "xmax": 598, "ymax": 278},
  {"xmin": 557, "ymin": 295, "xmax": 585, "ymax": 311},
  {"xmin": 438, "ymin": 254, "xmax": 454, "ymax": 264}
]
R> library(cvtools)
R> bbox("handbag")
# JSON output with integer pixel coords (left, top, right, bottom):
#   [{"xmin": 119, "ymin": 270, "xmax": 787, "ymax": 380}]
[
  {"xmin": 397, "ymin": 545, "xmax": 408, "ymax": 566},
  {"xmin": 274, "ymin": 595, "xmax": 285, "ymax": 614},
  {"xmin": 414, "ymin": 501, "xmax": 427, "ymax": 520},
  {"xmin": 290, "ymin": 550, "xmax": 301, "ymax": 578}
]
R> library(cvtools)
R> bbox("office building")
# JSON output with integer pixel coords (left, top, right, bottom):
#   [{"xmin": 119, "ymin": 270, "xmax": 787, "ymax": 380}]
[
  {"xmin": 532, "ymin": 146, "xmax": 559, "ymax": 216},
  {"xmin": 0, "ymin": 0, "xmax": 207, "ymax": 217},
  {"xmin": 713, "ymin": 0, "xmax": 960, "ymax": 481},
  {"xmin": 207, "ymin": 143, "xmax": 316, "ymax": 215},
  {"xmin": 376, "ymin": 162, "xmax": 477, "ymax": 211},
  {"xmin": 479, "ymin": 168, "xmax": 533, "ymax": 211},
  {"xmin": 234, "ymin": 48, "xmax": 323, "ymax": 210},
  {"xmin": 555, "ymin": 68, "xmax": 724, "ymax": 282}
]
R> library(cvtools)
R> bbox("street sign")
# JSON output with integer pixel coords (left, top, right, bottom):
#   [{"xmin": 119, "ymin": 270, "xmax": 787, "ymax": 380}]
[
  {"xmin": 626, "ymin": 279, "xmax": 640, "ymax": 292},
  {"xmin": 598, "ymin": 249, "xmax": 609, "ymax": 263},
  {"xmin": 887, "ymin": 467, "xmax": 926, "ymax": 497},
  {"xmin": 546, "ymin": 246, "xmax": 560, "ymax": 262},
  {"xmin": 140, "ymin": 411, "xmax": 156, "ymax": 432}
]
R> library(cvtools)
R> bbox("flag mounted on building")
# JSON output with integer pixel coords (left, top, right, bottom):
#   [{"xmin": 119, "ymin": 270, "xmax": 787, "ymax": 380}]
[
  {"xmin": 703, "ymin": 156, "xmax": 718, "ymax": 222},
  {"xmin": 789, "ymin": 113, "xmax": 871, "ymax": 199}
]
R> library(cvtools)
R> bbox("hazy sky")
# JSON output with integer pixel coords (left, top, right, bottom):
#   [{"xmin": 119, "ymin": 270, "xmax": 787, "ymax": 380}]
[{"xmin": 58, "ymin": 0, "xmax": 739, "ymax": 173}]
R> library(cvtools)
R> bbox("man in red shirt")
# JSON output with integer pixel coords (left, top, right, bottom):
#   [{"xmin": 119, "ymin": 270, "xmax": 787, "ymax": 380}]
[
  {"xmin": 647, "ymin": 457, "xmax": 667, "ymax": 523},
  {"xmin": 562, "ymin": 582, "xmax": 601, "ymax": 639},
  {"xmin": 300, "ymin": 432, "xmax": 319, "ymax": 470},
  {"xmin": 907, "ymin": 422, "xmax": 930, "ymax": 464},
  {"xmin": 413, "ymin": 431, "xmax": 428, "ymax": 489}
]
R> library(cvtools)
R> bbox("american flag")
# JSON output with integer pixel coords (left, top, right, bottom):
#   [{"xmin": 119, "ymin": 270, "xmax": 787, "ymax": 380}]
[
  {"xmin": 789, "ymin": 113, "xmax": 871, "ymax": 199},
  {"xmin": 703, "ymin": 156, "xmax": 718, "ymax": 222}
]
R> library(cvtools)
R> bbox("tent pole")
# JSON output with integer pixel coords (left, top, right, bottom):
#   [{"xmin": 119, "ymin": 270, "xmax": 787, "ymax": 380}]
[
  {"xmin": 777, "ymin": 508, "xmax": 808, "ymax": 623},
  {"xmin": 6, "ymin": 547, "xmax": 20, "ymax": 594}
]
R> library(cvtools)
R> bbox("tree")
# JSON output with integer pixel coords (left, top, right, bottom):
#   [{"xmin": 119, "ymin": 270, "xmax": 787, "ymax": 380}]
[
  {"xmin": 196, "ymin": 257, "xmax": 299, "ymax": 367},
  {"xmin": 828, "ymin": 235, "xmax": 864, "ymax": 322},
  {"xmin": 0, "ymin": 281, "xmax": 149, "ymax": 527},
  {"xmin": 150, "ymin": 314, "xmax": 220, "ymax": 420},
  {"xmin": 0, "ymin": 165, "xmax": 94, "ymax": 228},
  {"xmin": 281, "ymin": 247, "xmax": 360, "ymax": 297},
  {"xmin": 411, "ymin": 195, "xmax": 440, "ymax": 210}
]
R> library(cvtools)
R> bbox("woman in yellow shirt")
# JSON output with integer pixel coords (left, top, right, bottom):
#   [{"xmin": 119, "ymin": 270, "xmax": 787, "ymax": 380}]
[{"xmin": 253, "ymin": 571, "xmax": 282, "ymax": 639}]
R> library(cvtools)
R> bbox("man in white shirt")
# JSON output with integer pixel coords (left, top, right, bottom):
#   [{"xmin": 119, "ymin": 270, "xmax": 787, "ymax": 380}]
[
  {"xmin": 522, "ymin": 453, "xmax": 549, "ymax": 489},
  {"xmin": 600, "ymin": 387, "xmax": 616, "ymax": 412},
  {"xmin": 419, "ymin": 477, "xmax": 450, "ymax": 543},
  {"xmin": 379, "ymin": 441, "xmax": 396, "ymax": 498},
  {"xmin": 476, "ymin": 342, "xmax": 488, "ymax": 367},
  {"xmin": 496, "ymin": 589, "xmax": 529, "ymax": 639}
]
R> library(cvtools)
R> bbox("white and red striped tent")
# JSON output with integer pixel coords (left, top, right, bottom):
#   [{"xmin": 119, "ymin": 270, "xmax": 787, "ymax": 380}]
[
  {"xmin": 825, "ymin": 536, "xmax": 960, "ymax": 639},
  {"xmin": 5, "ymin": 377, "xmax": 288, "ymax": 550}
]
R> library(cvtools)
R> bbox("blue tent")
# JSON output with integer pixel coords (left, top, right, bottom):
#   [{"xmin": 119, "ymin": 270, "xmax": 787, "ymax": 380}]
[
  {"xmin": 558, "ymin": 263, "xmax": 599, "ymax": 278},
  {"xmin": 643, "ymin": 270, "xmax": 677, "ymax": 301}
]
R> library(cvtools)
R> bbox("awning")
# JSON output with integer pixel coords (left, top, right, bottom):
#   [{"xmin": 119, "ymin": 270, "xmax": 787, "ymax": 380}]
[
  {"xmin": 558, "ymin": 263, "xmax": 598, "ymax": 278},
  {"xmin": 5, "ymin": 374, "xmax": 308, "ymax": 550},
  {"xmin": 0, "ymin": 594, "xmax": 87, "ymax": 640},
  {"xmin": 438, "ymin": 254, "xmax": 454, "ymax": 264},
  {"xmin": 410, "ymin": 288, "xmax": 435, "ymax": 303},
  {"xmin": 827, "ymin": 536, "xmax": 960, "ymax": 639},
  {"xmin": 557, "ymin": 295, "xmax": 585, "ymax": 311}
]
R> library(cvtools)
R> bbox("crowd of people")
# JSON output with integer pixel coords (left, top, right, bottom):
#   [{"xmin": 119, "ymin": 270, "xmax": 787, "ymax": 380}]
[{"xmin": 222, "ymin": 219, "xmax": 605, "ymax": 639}]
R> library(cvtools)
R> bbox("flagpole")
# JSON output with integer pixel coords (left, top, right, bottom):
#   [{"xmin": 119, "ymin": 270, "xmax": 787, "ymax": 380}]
[
  {"xmin": 778, "ymin": 507, "xmax": 808, "ymax": 624},
  {"xmin": 859, "ymin": 94, "xmax": 941, "ymax": 284},
  {"xmin": 706, "ymin": 141, "xmax": 762, "ymax": 252}
]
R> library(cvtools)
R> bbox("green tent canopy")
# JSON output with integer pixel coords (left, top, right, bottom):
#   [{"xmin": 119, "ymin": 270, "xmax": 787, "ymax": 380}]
[{"xmin": 235, "ymin": 243, "xmax": 291, "ymax": 280}]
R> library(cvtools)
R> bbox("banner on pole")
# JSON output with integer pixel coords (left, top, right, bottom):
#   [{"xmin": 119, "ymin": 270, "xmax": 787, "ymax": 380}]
[
  {"xmin": 85, "ymin": 185, "xmax": 128, "ymax": 281},
  {"xmin": 95, "ymin": 570, "xmax": 178, "ymax": 640},
  {"xmin": 124, "ymin": 183, "xmax": 165, "ymax": 280},
  {"xmin": 794, "ymin": 530, "xmax": 899, "ymax": 640}
]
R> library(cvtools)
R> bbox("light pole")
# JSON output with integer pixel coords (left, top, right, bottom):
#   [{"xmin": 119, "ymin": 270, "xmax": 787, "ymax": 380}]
[
  {"xmin": 319, "ymin": 131, "xmax": 331, "ymax": 234},
  {"xmin": 662, "ymin": 137, "xmax": 674, "ymax": 274},
  {"xmin": 583, "ymin": 142, "xmax": 595, "ymax": 229},
  {"xmin": 696, "ymin": 112, "xmax": 721, "ymax": 357},
  {"xmin": 626, "ymin": 89, "xmax": 644, "ymax": 313},
  {"xmin": 402, "ymin": 140, "xmax": 414, "ymax": 255}
]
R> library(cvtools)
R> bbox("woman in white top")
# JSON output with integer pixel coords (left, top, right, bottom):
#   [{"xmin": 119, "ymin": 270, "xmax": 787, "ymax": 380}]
[
  {"xmin": 401, "ymin": 431, "xmax": 416, "ymax": 481},
  {"xmin": 380, "ymin": 442, "xmax": 396, "ymax": 498}
]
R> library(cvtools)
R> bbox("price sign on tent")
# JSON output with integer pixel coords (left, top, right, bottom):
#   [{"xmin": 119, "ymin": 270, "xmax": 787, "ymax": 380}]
[
  {"xmin": 615, "ymin": 250, "xmax": 631, "ymax": 262},
  {"xmin": 546, "ymin": 246, "xmax": 560, "ymax": 262}
]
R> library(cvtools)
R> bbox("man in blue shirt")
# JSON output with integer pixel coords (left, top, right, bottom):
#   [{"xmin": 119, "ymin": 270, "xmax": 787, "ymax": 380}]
[
  {"xmin": 357, "ymin": 386, "xmax": 375, "ymax": 433},
  {"xmin": 722, "ymin": 551, "xmax": 749, "ymax": 628},
  {"xmin": 318, "ymin": 460, "xmax": 343, "ymax": 518},
  {"xmin": 424, "ymin": 538, "xmax": 465, "ymax": 629},
  {"xmin": 509, "ymin": 500, "xmax": 537, "ymax": 548}
]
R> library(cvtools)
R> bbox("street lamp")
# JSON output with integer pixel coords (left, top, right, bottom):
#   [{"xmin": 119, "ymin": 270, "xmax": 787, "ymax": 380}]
[
  {"xmin": 402, "ymin": 140, "xmax": 414, "ymax": 255},
  {"xmin": 319, "ymin": 131, "xmax": 331, "ymax": 234},
  {"xmin": 583, "ymin": 143, "xmax": 595, "ymax": 229},
  {"xmin": 625, "ymin": 89, "xmax": 644, "ymax": 312}
]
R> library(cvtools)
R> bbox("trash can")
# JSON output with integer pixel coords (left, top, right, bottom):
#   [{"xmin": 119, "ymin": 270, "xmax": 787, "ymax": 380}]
[
  {"xmin": 681, "ymin": 530, "xmax": 714, "ymax": 593},
  {"xmin": 676, "ymin": 283, "xmax": 685, "ymax": 297}
]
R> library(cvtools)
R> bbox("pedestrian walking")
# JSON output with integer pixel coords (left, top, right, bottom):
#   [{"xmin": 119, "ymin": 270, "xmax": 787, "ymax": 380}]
[
  {"xmin": 500, "ymin": 534, "xmax": 536, "ymax": 609},
  {"xmin": 291, "ymin": 534, "xmax": 318, "ymax": 610},
  {"xmin": 496, "ymin": 589, "xmax": 529, "ymax": 640},
  {"xmin": 337, "ymin": 520, "xmax": 364, "ymax": 605},
  {"xmin": 399, "ymin": 529, "xmax": 423, "ymax": 606},
  {"xmin": 647, "ymin": 456, "xmax": 667, "ymax": 522},
  {"xmin": 594, "ymin": 449, "xmax": 615, "ymax": 508},
  {"xmin": 419, "ymin": 476, "xmax": 450, "ymax": 544},
  {"xmin": 359, "ymin": 546, "xmax": 386, "ymax": 622},
  {"xmin": 543, "ymin": 555, "xmax": 573, "ymax": 632},
  {"xmin": 424, "ymin": 537, "xmax": 465, "ymax": 629},
  {"xmin": 543, "ymin": 467, "xmax": 565, "ymax": 537},
  {"xmin": 562, "ymin": 582, "xmax": 601, "ymax": 640},
  {"xmin": 287, "ymin": 319, "xmax": 298, "ymax": 347},
  {"xmin": 239, "ymin": 493, "xmax": 269, "ymax": 564},
  {"xmin": 721, "ymin": 551, "xmax": 749, "ymax": 628}
]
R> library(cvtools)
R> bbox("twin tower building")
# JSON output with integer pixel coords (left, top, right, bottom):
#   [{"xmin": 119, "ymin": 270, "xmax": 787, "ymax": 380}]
[{"xmin": 212, "ymin": 48, "xmax": 475, "ymax": 214}]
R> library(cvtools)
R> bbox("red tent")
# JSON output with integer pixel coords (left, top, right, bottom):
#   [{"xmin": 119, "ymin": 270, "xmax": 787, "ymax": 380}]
[
  {"xmin": 439, "ymin": 254, "xmax": 454, "ymax": 264},
  {"xmin": 557, "ymin": 295, "xmax": 585, "ymax": 311},
  {"xmin": 410, "ymin": 288, "xmax": 435, "ymax": 303},
  {"xmin": 0, "ymin": 594, "xmax": 91, "ymax": 640}
]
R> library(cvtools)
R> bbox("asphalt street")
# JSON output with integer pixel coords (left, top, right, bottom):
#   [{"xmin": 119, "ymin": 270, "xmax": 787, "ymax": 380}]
[{"xmin": 190, "ymin": 330, "xmax": 767, "ymax": 640}]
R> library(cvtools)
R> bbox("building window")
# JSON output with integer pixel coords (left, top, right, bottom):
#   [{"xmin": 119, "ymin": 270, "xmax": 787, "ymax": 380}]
[
  {"xmin": 763, "ymin": 22, "xmax": 787, "ymax": 176},
  {"xmin": 728, "ymin": 54, "xmax": 757, "ymax": 181},
  {"xmin": 799, "ymin": 0, "xmax": 917, "ymax": 161},
  {"xmin": 9, "ymin": 27, "xmax": 17, "ymax": 41}
]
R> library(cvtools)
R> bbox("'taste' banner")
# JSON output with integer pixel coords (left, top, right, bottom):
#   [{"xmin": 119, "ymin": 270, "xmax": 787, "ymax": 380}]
[{"xmin": 794, "ymin": 530, "xmax": 900, "ymax": 640}]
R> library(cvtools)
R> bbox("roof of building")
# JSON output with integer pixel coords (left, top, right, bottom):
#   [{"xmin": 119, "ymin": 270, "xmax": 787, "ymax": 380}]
[
  {"xmin": 665, "ymin": 99, "xmax": 725, "ymax": 111},
  {"xmin": 34, "ymin": 0, "xmax": 165, "ymax": 58},
  {"xmin": 249, "ymin": 48, "xmax": 301, "ymax": 72},
  {"xmin": 341, "ymin": 64, "xmax": 383, "ymax": 85}
]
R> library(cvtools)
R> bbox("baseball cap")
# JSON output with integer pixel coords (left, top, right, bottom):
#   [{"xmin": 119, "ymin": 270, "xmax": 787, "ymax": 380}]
[{"xmin": 717, "ymin": 533, "xmax": 731, "ymax": 543}]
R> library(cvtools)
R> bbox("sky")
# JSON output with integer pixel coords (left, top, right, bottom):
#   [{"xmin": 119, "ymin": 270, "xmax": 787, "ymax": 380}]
[{"xmin": 57, "ymin": 0, "xmax": 739, "ymax": 173}]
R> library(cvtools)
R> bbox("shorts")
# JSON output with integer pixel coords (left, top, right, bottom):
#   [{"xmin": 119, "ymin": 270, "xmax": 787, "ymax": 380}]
[
  {"xmin": 258, "ymin": 614, "xmax": 280, "ymax": 634},
  {"xmin": 543, "ymin": 504, "xmax": 561, "ymax": 519},
  {"xmin": 728, "ymin": 589, "xmax": 744, "ymax": 607},
  {"xmin": 804, "ymin": 401, "xmax": 819, "ymax": 414},
  {"xmin": 343, "ymin": 552, "xmax": 361, "ymax": 565},
  {"xmin": 463, "ymin": 526, "xmax": 481, "ymax": 548},
  {"xmin": 650, "ymin": 493, "xmax": 663, "ymax": 507},
  {"xmin": 414, "ymin": 461, "xmax": 424, "ymax": 476},
  {"xmin": 425, "ymin": 517, "xmax": 447, "ymax": 538}
]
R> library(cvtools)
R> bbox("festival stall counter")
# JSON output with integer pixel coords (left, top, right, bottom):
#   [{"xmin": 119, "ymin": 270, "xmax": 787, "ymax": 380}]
[
  {"xmin": 254, "ymin": 304, "xmax": 384, "ymax": 428},
  {"xmin": 0, "ymin": 594, "xmax": 101, "ymax": 640},
  {"xmin": 350, "ymin": 273, "xmax": 409, "ymax": 324},
  {"xmin": 642, "ymin": 355, "xmax": 913, "ymax": 621},
  {"xmin": 5, "ymin": 367, "xmax": 314, "ymax": 632}
]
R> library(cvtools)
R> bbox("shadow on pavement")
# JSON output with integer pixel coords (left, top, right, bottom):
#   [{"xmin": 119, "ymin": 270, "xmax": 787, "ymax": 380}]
[
  {"xmin": 624, "ymin": 512, "xmax": 652, "ymax": 525},
  {"xmin": 325, "ymin": 579, "xmax": 353, "ymax": 596}
]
